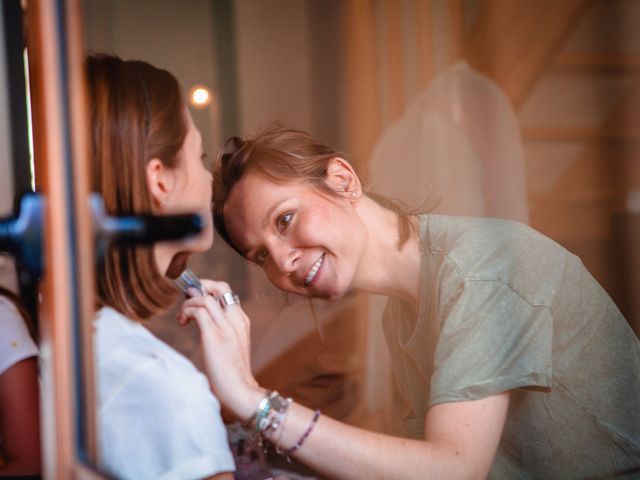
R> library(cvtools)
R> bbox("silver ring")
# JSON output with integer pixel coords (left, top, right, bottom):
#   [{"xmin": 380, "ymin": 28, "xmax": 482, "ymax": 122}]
[{"xmin": 218, "ymin": 292, "xmax": 240, "ymax": 308}]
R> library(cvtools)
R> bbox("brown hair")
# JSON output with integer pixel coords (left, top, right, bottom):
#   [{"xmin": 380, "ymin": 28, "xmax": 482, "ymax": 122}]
[
  {"xmin": 86, "ymin": 54, "xmax": 187, "ymax": 320},
  {"xmin": 212, "ymin": 124, "xmax": 417, "ymax": 254}
]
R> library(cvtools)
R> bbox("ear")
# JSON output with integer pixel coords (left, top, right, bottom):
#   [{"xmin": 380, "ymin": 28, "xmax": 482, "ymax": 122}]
[
  {"xmin": 324, "ymin": 157, "xmax": 362, "ymax": 199},
  {"xmin": 146, "ymin": 158, "xmax": 177, "ymax": 211}
]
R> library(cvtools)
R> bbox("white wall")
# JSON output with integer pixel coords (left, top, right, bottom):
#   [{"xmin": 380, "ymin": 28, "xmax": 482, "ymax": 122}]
[
  {"xmin": 83, "ymin": 0, "xmax": 221, "ymax": 161},
  {"xmin": 233, "ymin": 0, "xmax": 314, "ymax": 134}
]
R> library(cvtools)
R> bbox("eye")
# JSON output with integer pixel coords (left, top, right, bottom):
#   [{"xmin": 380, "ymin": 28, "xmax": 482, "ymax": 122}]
[
  {"xmin": 254, "ymin": 249, "xmax": 269, "ymax": 266},
  {"xmin": 277, "ymin": 212, "xmax": 293, "ymax": 233}
]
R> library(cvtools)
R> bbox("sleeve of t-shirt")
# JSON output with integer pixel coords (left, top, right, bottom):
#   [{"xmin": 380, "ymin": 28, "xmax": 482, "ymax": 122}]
[
  {"xmin": 98, "ymin": 354, "xmax": 235, "ymax": 480},
  {"xmin": 428, "ymin": 274, "xmax": 553, "ymax": 407},
  {"xmin": 0, "ymin": 299, "xmax": 38, "ymax": 375}
]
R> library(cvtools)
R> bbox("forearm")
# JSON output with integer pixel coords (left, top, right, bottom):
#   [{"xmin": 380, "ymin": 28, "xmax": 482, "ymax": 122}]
[
  {"xmin": 182, "ymin": 287, "xmax": 503, "ymax": 479},
  {"xmin": 259, "ymin": 401, "xmax": 477, "ymax": 480}
]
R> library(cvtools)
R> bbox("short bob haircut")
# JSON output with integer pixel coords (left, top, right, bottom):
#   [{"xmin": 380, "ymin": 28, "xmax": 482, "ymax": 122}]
[
  {"xmin": 86, "ymin": 54, "xmax": 187, "ymax": 320},
  {"xmin": 212, "ymin": 125, "xmax": 418, "ymax": 256}
]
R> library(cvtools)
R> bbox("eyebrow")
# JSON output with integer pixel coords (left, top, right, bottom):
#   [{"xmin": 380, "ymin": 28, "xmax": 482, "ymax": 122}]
[
  {"xmin": 261, "ymin": 198, "xmax": 287, "ymax": 230},
  {"xmin": 240, "ymin": 198, "xmax": 288, "ymax": 258}
]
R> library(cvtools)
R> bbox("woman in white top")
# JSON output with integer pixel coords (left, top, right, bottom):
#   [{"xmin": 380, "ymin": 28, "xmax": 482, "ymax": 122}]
[
  {"xmin": 86, "ymin": 54, "xmax": 234, "ymax": 480},
  {"xmin": 0, "ymin": 286, "xmax": 40, "ymax": 476}
]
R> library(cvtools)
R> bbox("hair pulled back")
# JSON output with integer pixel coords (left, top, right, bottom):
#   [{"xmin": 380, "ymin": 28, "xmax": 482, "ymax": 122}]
[{"xmin": 213, "ymin": 124, "xmax": 417, "ymax": 254}]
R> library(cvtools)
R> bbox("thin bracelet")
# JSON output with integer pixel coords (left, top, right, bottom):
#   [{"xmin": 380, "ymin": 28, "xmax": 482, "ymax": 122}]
[
  {"xmin": 274, "ymin": 398, "xmax": 293, "ymax": 455},
  {"xmin": 284, "ymin": 409, "xmax": 321, "ymax": 456}
]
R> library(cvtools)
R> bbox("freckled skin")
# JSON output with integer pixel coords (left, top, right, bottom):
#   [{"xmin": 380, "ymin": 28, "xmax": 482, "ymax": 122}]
[{"xmin": 224, "ymin": 173, "xmax": 368, "ymax": 300}]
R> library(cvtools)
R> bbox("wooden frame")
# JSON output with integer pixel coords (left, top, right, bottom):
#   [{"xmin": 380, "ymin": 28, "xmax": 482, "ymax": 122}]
[{"xmin": 25, "ymin": 0, "xmax": 102, "ymax": 477}]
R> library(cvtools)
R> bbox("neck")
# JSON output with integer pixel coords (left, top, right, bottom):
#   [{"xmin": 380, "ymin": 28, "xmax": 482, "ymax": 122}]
[{"xmin": 352, "ymin": 198, "xmax": 421, "ymax": 306}]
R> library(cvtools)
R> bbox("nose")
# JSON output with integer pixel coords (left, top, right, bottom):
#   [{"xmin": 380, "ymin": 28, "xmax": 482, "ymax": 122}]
[{"xmin": 270, "ymin": 241, "xmax": 300, "ymax": 275}]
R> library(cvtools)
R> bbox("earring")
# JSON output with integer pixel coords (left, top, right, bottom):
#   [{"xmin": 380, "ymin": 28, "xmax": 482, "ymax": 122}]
[{"xmin": 351, "ymin": 192, "xmax": 357, "ymax": 197}]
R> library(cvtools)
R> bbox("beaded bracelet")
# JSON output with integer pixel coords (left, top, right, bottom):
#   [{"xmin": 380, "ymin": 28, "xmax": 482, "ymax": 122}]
[{"xmin": 284, "ymin": 409, "xmax": 321, "ymax": 456}]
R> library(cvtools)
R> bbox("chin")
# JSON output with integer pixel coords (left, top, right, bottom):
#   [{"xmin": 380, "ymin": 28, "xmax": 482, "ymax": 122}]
[
  {"xmin": 326, "ymin": 289, "xmax": 350, "ymax": 302},
  {"xmin": 315, "ymin": 283, "xmax": 352, "ymax": 302}
]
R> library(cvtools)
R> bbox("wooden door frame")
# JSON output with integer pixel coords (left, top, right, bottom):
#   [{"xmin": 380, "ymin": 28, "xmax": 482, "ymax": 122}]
[{"xmin": 25, "ymin": 0, "xmax": 102, "ymax": 477}]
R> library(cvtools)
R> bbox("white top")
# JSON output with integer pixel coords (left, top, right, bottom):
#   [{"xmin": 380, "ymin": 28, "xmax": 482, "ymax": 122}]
[
  {"xmin": 94, "ymin": 307, "xmax": 235, "ymax": 480},
  {"xmin": 0, "ymin": 296, "xmax": 38, "ymax": 375}
]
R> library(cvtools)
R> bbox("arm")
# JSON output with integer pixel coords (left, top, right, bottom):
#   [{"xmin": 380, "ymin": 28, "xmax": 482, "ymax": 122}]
[
  {"xmin": 257, "ymin": 391, "xmax": 508, "ymax": 480},
  {"xmin": 180, "ymin": 281, "xmax": 510, "ymax": 480},
  {"xmin": 0, "ymin": 356, "xmax": 41, "ymax": 476}
]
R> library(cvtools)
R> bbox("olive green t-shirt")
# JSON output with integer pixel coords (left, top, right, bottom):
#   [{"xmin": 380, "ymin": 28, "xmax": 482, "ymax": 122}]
[{"xmin": 382, "ymin": 214, "xmax": 640, "ymax": 479}]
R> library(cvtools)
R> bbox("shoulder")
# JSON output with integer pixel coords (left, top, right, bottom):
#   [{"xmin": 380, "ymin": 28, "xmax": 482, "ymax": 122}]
[
  {"xmin": 421, "ymin": 214, "xmax": 577, "ymax": 308},
  {"xmin": 423, "ymin": 215, "xmax": 572, "ymax": 279},
  {"xmin": 94, "ymin": 306, "xmax": 162, "ymax": 365},
  {"xmin": 0, "ymin": 297, "xmax": 38, "ymax": 375},
  {"xmin": 94, "ymin": 307, "xmax": 217, "ymax": 412},
  {"xmin": 0, "ymin": 296, "xmax": 29, "ymax": 330},
  {"xmin": 422, "ymin": 214, "xmax": 560, "ymax": 259},
  {"xmin": 96, "ymin": 328, "xmax": 233, "ymax": 479}
]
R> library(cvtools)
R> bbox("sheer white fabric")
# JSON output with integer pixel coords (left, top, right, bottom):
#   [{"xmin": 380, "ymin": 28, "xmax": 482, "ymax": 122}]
[
  {"xmin": 370, "ymin": 61, "xmax": 529, "ymax": 223},
  {"xmin": 367, "ymin": 62, "xmax": 530, "ymax": 429}
]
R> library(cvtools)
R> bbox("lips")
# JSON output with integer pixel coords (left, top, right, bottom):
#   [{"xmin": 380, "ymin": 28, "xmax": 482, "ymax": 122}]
[{"xmin": 304, "ymin": 253, "xmax": 325, "ymax": 286}]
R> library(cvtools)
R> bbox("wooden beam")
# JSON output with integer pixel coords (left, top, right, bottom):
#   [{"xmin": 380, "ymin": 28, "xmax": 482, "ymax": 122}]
[
  {"xmin": 384, "ymin": 0, "xmax": 405, "ymax": 122},
  {"xmin": 462, "ymin": 0, "xmax": 588, "ymax": 108},
  {"xmin": 342, "ymin": 0, "xmax": 380, "ymax": 429},
  {"xmin": 415, "ymin": 0, "xmax": 433, "ymax": 90},
  {"xmin": 522, "ymin": 127, "xmax": 640, "ymax": 142},
  {"xmin": 343, "ymin": 0, "xmax": 381, "ymax": 179},
  {"xmin": 448, "ymin": 0, "xmax": 464, "ymax": 61},
  {"xmin": 554, "ymin": 53, "xmax": 640, "ymax": 72}
]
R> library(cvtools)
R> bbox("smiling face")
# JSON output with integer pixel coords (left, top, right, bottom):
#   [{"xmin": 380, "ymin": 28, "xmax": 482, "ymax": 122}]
[{"xmin": 223, "ymin": 170, "xmax": 368, "ymax": 300}]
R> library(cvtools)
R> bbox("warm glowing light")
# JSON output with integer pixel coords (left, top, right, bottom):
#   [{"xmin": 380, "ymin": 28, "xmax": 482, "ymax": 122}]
[{"xmin": 189, "ymin": 85, "xmax": 211, "ymax": 108}]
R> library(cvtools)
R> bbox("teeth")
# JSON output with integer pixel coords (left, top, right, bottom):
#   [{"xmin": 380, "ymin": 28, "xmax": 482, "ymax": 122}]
[{"xmin": 304, "ymin": 254, "xmax": 325, "ymax": 285}]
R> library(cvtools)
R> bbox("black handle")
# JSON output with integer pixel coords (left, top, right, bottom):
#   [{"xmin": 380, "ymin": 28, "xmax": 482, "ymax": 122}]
[
  {"xmin": 0, "ymin": 193, "xmax": 205, "ymax": 283},
  {"xmin": 0, "ymin": 193, "xmax": 43, "ymax": 284},
  {"xmin": 90, "ymin": 194, "xmax": 204, "ymax": 261}
]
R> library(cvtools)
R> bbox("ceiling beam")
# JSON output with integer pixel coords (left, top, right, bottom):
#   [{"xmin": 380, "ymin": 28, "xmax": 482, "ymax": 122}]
[{"xmin": 462, "ymin": 0, "xmax": 589, "ymax": 109}]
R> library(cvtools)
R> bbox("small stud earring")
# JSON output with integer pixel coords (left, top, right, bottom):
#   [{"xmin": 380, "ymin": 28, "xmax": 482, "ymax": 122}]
[{"xmin": 351, "ymin": 192, "xmax": 357, "ymax": 197}]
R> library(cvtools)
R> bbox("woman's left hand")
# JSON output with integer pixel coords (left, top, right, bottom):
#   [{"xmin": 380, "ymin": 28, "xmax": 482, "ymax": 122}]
[{"xmin": 178, "ymin": 279, "xmax": 265, "ymax": 421}]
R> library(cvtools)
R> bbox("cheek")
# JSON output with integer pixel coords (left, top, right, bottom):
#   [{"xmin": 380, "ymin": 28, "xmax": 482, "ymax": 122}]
[
  {"xmin": 298, "ymin": 205, "xmax": 354, "ymax": 249},
  {"xmin": 190, "ymin": 173, "xmax": 213, "ymax": 205}
]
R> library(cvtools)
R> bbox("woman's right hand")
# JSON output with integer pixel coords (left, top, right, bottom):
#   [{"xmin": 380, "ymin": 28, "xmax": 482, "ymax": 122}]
[{"xmin": 178, "ymin": 279, "xmax": 265, "ymax": 421}]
